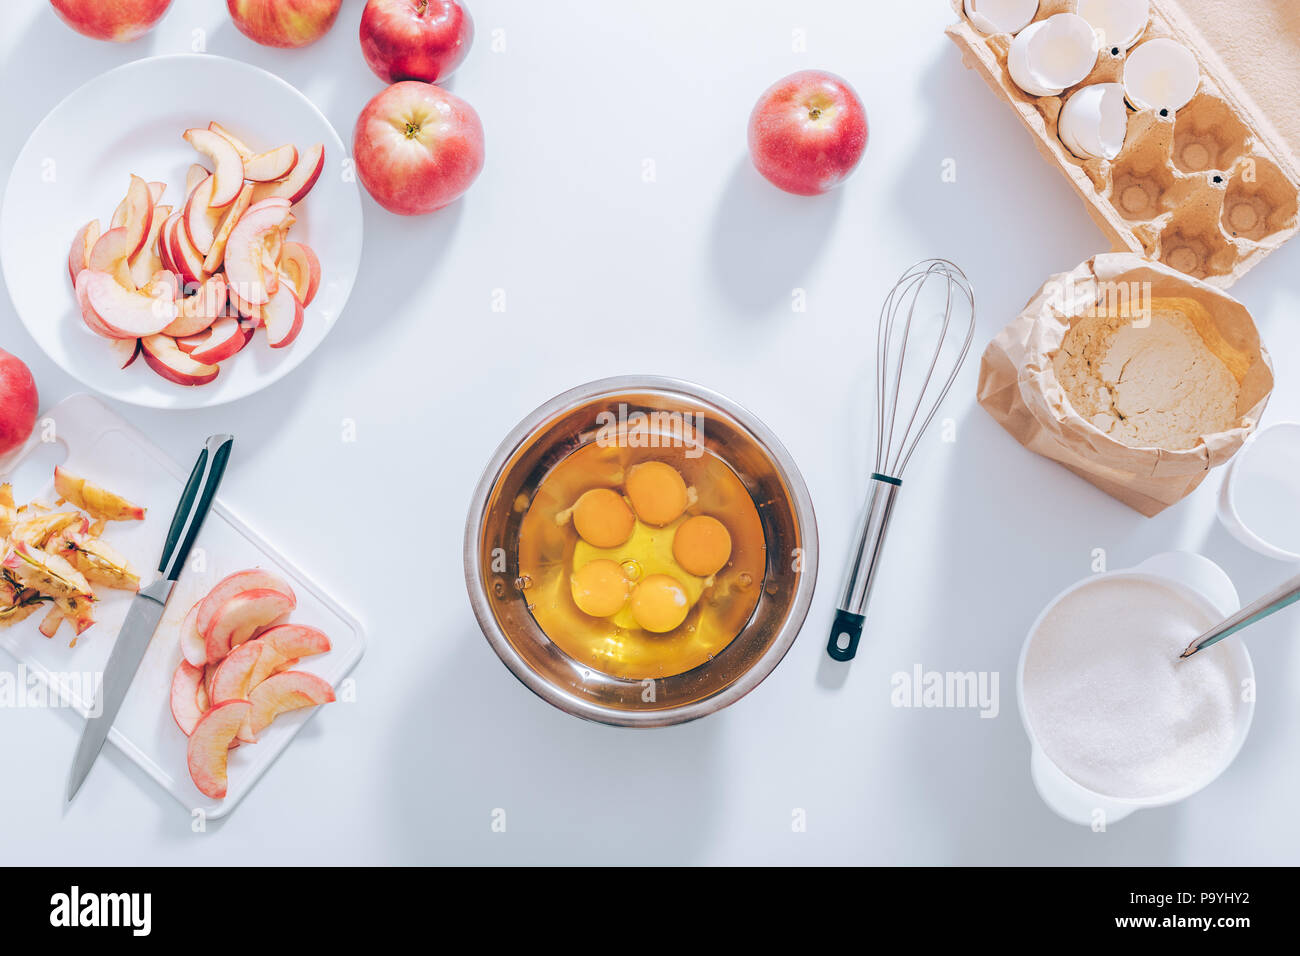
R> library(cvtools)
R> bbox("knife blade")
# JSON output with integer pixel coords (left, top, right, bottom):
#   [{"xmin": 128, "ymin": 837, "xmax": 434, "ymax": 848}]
[{"xmin": 66, "ymin": 433, "xmax": 235, "ymax": 802}]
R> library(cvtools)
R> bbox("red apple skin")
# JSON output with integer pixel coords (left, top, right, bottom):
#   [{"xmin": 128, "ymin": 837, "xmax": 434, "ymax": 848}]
[
  {"xmin": 49, "ymin": 0, "xmax": 172, "ymax": 41},
  {"xmin": 353, "ymin": 81, "xmax": 485, "ymax": 216},
  {"xmin": 747, "ymin": 70, "xmax": 868, "ymax": 196},
  {"xmin": 226, "ymin": 0, "xmax": 343, "ymax": 48},
  {"xmin": 0, "ymin": 349, "xmax": 39, "ymax": 457},
  {"xmin": 360, "ymin": 0, "xmax": 474, "ymax": 85}
]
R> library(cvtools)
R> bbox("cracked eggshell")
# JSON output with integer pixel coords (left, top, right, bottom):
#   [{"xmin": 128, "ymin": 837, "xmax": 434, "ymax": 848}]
[
  {"xmin": 1008, "ymin": 14, "xmax": 1100, "ymax": 98},
  {"xmin": 1124, "ymin": 38, "xmax": 1201, "ymax": 113},
  {"xmin": 1075, "ymin": 0, "xmax": 1150, "ymax": 54},
  {"xmin": 965, "ymin": 0, "xmax": 1040, "ymax": 35},
  {"xmin": 1059, "ymin": 83, "xmax": 1129, "ymax": 160}
]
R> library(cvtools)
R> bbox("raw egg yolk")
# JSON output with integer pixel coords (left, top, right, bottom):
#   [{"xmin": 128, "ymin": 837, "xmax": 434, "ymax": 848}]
[
  {"xmin": 672, "ymin": 515, "xmax": 732, "ymax": 577},
  {"xmin": 571, "ymin": 559, "xmax": 630, "ymax": 618},
  {"xmin": 625, "ymin": 461, "xmax": 689, "ymax": 526},
  {"xmin": 572, "ymin": 488, "xmax": 635, "ymax": 548},
  {"xmin": 630, "ymin": 574, "xmax": 690, "ymax": 633}
]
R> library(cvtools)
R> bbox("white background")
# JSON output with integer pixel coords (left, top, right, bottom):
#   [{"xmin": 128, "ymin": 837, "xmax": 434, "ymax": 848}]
[{"xmin": 2, "ymin": 0, "xmax": 1298, "ymax": 865}]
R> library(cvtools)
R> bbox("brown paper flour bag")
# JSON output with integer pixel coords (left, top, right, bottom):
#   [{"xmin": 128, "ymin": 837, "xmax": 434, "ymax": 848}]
[{"xmin": 978, "ymin": 253, "xmax": 1273, "ymax": 516}]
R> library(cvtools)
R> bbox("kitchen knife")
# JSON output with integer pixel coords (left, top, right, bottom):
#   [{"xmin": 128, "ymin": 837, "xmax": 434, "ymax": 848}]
[{"xmin": 66, "ymin": 433, "xmax": 234, "ymax": 802}]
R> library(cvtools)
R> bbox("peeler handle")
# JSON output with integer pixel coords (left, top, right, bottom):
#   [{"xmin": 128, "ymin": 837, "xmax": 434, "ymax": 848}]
[{"xmin": 826, "ymin": 474, "xmax": 901, "ymax": 661}]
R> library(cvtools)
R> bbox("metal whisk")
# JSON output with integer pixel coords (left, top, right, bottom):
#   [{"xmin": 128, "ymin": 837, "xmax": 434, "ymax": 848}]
[{"xmin": 826, "ymin": 259, "xmax": 976, "ymax": 662}]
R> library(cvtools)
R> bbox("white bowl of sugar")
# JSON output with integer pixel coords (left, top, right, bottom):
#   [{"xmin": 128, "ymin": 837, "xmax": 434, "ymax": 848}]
[{"xmin": 1016, "ymin": 552, "xmax": 1255, "ymax": 825}]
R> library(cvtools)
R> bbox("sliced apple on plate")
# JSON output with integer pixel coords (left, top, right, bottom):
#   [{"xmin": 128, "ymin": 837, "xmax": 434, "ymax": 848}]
[
  {"xmin": 248, "ymin": 671, "xmax": 335, "ymax": 738},
  {"xmin": 183, "ymin": 128, "xmax": 244, "ymax": 207},
  {"xmin": 80, "ymin": 269, "xmax": 178, "ymax": 338},
  {"xmin": 128, "ymin": 203, "xmax": 171, "ymax": 289},
  {"xmin": 263, "ymin": 282, "xmax": 304, "ymax": 348},
  {"xmin": 196, "ymin": 569, "xmax": 295, "ymax": 638},
  {"xmin": 162, "ymin": 272, "xmax": 226, "ymax": 337},
  {"xmin": 141, "ymin": 333, "xmax": 220, "ymax": 387},
  {"xmin": 279, "ymin": 241, "xmax": 320, "ymax": 306},
  {"xmin": 207, "ymin": 121, "xmax": 255, "ymax": 160},
  {"xmin": 244, "ymin": 145, "xmax": 298, "ymax": 183},
  {"xmin": 185, "ymin": 163, "xmax": 208, "ymax": 194},
  {"xmin": 108, "ymin": 337, "xmax": 140, "ymax": 369},
  {"xmin": 167, "ymin": 213, "xmax": 209, "ymax": 288},
  {"xmin": 88, "ymin": 227, "xmax": 139, "ymax": 290},
  {"xmin": 68, "ymin": 220, "xmax": 101, "ymax": 287},
  {"xmin": 251, "ymin": 143, "xmax": 324, "ymax": 205},
  {"xmin": 187, "ymin": 700, "xmax": 251, "ymax": 799},
  {"xmin": 108, "ymin": 174, "xmax": 156, "ymax": 259},
  {"xmin": 203, "ymin": 183, "xmax": 254, "ymax": 275},
  {"xmin": 187, "ymin": 316, "xmax": 247, "ymax": 365},
  {"xmin": 223, "ymin": 198, "xmax": 290, "ymax": 305},
  {"xmin": 183, "ymin": 174, "xmax": 225, "ymax": 255}
]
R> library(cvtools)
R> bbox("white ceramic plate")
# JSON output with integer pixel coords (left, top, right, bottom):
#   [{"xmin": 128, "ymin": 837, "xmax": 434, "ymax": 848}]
[{"xmin": 2, "ymin": 54, "xmax": 362, "ymax": 409}]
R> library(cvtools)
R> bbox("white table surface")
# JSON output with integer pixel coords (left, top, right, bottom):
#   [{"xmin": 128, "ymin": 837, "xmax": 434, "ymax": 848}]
[{"xmin": 2, "ymin": 0, "xmax": 1297, "ymax": 866}]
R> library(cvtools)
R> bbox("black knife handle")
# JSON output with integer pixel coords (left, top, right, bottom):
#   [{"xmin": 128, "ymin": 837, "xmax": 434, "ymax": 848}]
[{"xmin": 159, "ymin": 434, "xmax": 234, "ymax": 580}]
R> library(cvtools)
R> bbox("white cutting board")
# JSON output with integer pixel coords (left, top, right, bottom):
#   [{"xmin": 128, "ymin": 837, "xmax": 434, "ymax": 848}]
[{"xmin": 0, "ymin": 394, "xmax": 365, "ymax": 818}]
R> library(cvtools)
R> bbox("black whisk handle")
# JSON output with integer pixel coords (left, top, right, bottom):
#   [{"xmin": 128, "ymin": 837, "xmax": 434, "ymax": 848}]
[{"xmin": 827, "ymin": 608, "xmax": 866, "ymax": 661}]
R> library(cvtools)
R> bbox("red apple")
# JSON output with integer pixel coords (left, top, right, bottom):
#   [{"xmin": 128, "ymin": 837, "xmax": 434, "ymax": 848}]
[
  {"xmin": 50, "ymin": 0, "xmax": 173, "ymax": 42},
  {"xmin": 226, "ymin": 0, "xmax": 343, "ymax": 48},
  {"xmin": 353, "ymin": 81, "xmax": 484, "ymax": 215},
  {"xmin": 360, "ymin": 0, "xmax": 474, "ymax": 85},
  {"xmin": 0, "ymin": 349, "xmax": 39, "ymax": 457},
  {"xmin": 747, "ymin": 70, "xmax": 868, "ymax": 196}
]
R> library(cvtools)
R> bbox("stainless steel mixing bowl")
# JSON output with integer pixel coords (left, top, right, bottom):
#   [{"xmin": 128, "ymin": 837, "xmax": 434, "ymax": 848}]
[{"xmin": 464, "ymin": 376, "xmax": 818, "ymax": 727}]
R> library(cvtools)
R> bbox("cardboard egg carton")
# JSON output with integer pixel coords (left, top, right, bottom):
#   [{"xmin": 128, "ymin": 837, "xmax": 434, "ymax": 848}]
[{"xmin": 947, "ymin": 0, "xmax": 1300, "ymax": 287}]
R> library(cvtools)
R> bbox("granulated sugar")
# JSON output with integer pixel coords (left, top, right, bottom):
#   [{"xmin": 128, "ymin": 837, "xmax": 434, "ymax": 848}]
[{"xmin": 1023, "ymin": 577, "xmax": 1241, "ymax": 799}]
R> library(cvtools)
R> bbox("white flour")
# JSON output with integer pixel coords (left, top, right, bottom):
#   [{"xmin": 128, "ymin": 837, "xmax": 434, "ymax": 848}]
[{"xmin": 1023, "ymin": 577, "xmax": 1241, "ymax": 799}]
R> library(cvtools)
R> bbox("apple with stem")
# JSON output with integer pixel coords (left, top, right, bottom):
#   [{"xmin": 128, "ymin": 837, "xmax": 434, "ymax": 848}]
[
  {"xmin": 226, "ymin": 0, "xmax": 343, "ymax": 48},
  {"xmin": 50, "ymin": 0, "xmax": 173, "ymax": 42},
  {"xmin": 354, "ymin": 81, "xmax": 484, "ymax": 215},
  {"xmin": 747, "ymin": 70, "xmax": 868, "ymax": 196},
  {"xmin": 360, "ymin": 0, "xmax": 474, "ymax": 85}
]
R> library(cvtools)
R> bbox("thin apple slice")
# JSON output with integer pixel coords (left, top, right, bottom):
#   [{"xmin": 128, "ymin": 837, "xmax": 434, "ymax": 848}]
[
  {"xmin": 243, "ymin": 145, "xmax": 298, "ymax": 183},
  {"xmin": 185, "ymin": 163, "xmax": 209, "ymax": 194},
  {"xmin": 245, "ymin": 624, "xmax": 331, "ymax": 688},
  {"xmin": 263, "ymin": 282, "xmax": 304, "ymax": 349},
  {"xmin": 223, "ymin": 198, "xmax": 291, "ymax": 305},
  {"xmin": 68, "ymin": 220, "xmax": 101, "ymax": 288},
  {"xmin": 188, "ymin": 317, "xmax": 245, "ymax": 365},
  {"xmin": 202, "ymin": 183, "xmax": 254, "ymax": 274},
  {"xmin": 197, "ymin": 570, "xmax": 295, "ymax": 638},
  {"xmin": 82, "ymin": 270, "xmax": 177, "ymax": 338},
  {"xmin": 211, "ymin": 639, "xmax": 264, "ymax": 703},
  {"xmin": 88, "ymin": 227, "xmax": 137, "ymax": 290},
  {"xmin": 53, "ymin": 466, "xmax": 145, "ymax": 520},
  {"xmin": 75, "ymin": 270, "xmax": 117, "ymax": 338},
  {"xmin": 187, "ymin": 700, "xmax": 251, "ymax": 799},
  {"xmin": 129, "ymin": 203, "xmax": 171, "ymax": 289},
  {"xmin": 141, "ymin": 334, "xmax": 220, "ymax": 387},
  {"xmin": 227, "ymin": 285, "xmax": 264, "ymax": 325},
  {"xmin": 183, "ymin": 175, "xmax": 224, "ymax": 255},
  {"xmin": 278, "ymin": 241, "xmax": 320, "ymax": 306},
  {"xmin": 251, "ymin": 143, "xmax": 324, "ymax": 205},
  {"xmin": 108, "ymin": 337, "xmax": 140, "ymax": 369},
  {"xmin": 147, "ymin": 181, "xmax": 166, "ymax": 204},
  {"xmin": 248, "ymin": 671, "xmax": 335, "ymax": 738},
  {"xmin": 162, "ymin": 273, "xmax": 226, "ymax": 337},
  {"xmin": 183, "ymin": 128, "xmax": 244, "ymax": 208},
  {"xmin": 115, "ymin": 174, "xmax": 155, "ymax": 258},
  {"xmin": 180, "ymin": 600, "xmax": 207, "ymax": 666},
  {"xmin": 170, "ymin": 660, "xmax": 206, "ymax": 736},
  {"xmin": 207, "ymin": 121, "xmax": 256, "ymax": 160},
  {"xmin": 168, "ymin": 214, "xmax": 209, "ymax": 288},
  {"xmin": 204, "ymin": 588, "xmax": 297, "ymax": 663}
]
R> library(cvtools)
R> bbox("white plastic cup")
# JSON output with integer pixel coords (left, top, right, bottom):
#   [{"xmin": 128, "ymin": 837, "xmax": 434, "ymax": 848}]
[
  {"xmin": 1218, "ymin": 422, "xmax": 1300, "ymax": 562},
  {"xmin": 1016, "ymin": 552, "xmax": 1255, "ymax": 825}
]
